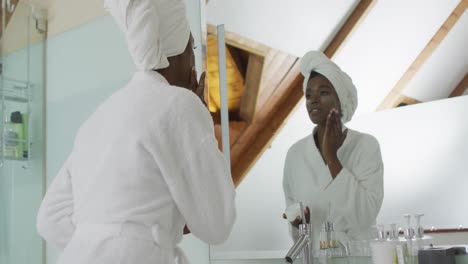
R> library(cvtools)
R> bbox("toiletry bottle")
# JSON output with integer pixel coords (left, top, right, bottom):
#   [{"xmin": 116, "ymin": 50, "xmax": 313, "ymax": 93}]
[
  {"xmin": 21, "ymin": 112, "xmax": 28, "ymax": 158},
  {"xmin": 403, "ymin": 214, "xmax": 416, "ymax": 262},
  {"xmin": 3, "ymin": 113, "xmax": 21, "ymax": 158},
  {"xmin": 411, "ymin": 214, "xmax": 433, "ymax": 257},
  {"xmin": 327, "ymin": 221, "xmax": 344, "ymax": 258},
  {"xmin": 389, "ymin": 223, "xmax": 408, "ymax": 264},
  {"xmin": 319, "ymin": 222, "xmax": 330, "ymax": 264},
  {"xmin": 370, "ymin": 224, "xmax": 396, "ymax": 264},
  {"xmin": 9, "ymin": 111, "xmax": 24, "ymax": 159}
]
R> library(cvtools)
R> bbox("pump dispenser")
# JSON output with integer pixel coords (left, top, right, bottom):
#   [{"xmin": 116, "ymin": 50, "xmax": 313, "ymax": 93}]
[
  {"xmin": 411, "ymin": 214, "xmax": 433, "ymax": 257},
  {"xmin": 403, "ymin": 214, "xmax": 414, "ymax": 240}
]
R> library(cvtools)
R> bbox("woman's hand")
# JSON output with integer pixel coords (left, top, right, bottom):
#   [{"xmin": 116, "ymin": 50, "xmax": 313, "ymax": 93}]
[
  {"xmin": 190, "ymin": 67, "xmax": 207, "ymax": 106},
  {"xmin": 282, "ymin": 206, "xmax": 310, "ymax": 229},
  {"xmin": 183, "ymin": 225, "xmax": 191, "ymax": 235},
  {"xmin": 321, "ymin": 108, "xmax": 346, "ymax": 177},
  {"xmin": 321, "ymin": 108, "xmax": 346, "ymax": 162}
]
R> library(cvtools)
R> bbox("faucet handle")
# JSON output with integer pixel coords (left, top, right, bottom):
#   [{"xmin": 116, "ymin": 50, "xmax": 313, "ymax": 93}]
[
  {"xmin": 299, "ymin": 202, "xmax": 306, "ymax": 225},
  {"xmin": 414, "ymin": 213, "xmax": 425, "ymax": 238},
  {"xmin": 403, "ymin": 214, "xmax": 414, "ymax": 239}
]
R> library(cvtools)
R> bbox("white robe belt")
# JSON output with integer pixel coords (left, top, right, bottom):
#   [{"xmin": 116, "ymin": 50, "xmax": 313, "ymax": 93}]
[{"xmin": 76, "ymin": 223, "xmax": 189, "ymax": 264}]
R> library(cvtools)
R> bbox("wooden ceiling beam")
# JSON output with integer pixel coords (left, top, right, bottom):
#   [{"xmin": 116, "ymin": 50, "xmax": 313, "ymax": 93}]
[
  {"xmin": 324, "ymin": 0, "xmax": 375, "ymax": 57},
  {"xmin": 449, "ymin": 73, "xmax": 468, "ymax": 97},
  {"xmin": 394, "ymin": 96, "xmax": 422, "ymax": 108},
  {"xmin": 377, "ymin": 0, "xmax": 468, "ymax": 111},
  {"xmin": 207, "ymin": 24, "xmax": 269, "ymax": 57},
  {"xmin": 239, "ymin": 54, "xmax": 265, "ymax": 123},
  {"xmin": 230, "ymin": 0, "xmax": 376, "ymax": 186},
  {"xmin": 256, "ymin": 51, "xmax": 298, "ymax": 112}
]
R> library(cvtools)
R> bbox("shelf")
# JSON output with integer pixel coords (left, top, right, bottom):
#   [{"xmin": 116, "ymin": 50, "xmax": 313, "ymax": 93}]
[
  {"xmin": 1, "ymin": 76, "xmax": 32, "ymax": 168},
  {"xmin": 0, "ymin": 77, "xmax": 32, "ymax": 103},
  {"xmin": 3, "ymin": 138, "xmax": 29, "ymax": 143},
  {"xmin": 2, "ymin": 95, "xmax": 29, "ymax": 103},
  {"xmin": 5, "ymin": 156, "xmax": 28, "ymax": 161}
]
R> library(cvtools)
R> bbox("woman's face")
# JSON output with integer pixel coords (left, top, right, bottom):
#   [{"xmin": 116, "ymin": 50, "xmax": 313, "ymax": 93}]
[
  {"xmin": 180, "ymin": 35, "xmax": 196, "ymax": 88},
  {"xmin": 166, "ymin": 34, "xmax": 196, "ymax": 89},
  {"xmin": 305, "ymin": 74, "xmax": 342, "ymax": 125}
]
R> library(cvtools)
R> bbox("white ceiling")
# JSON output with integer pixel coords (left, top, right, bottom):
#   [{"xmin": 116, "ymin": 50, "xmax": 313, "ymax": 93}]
[
  {"xmin": 403, "ymin": 10, "xmax": 468, "ymax": 102},
  {"xmin": 207, "ymin": 0, "xmax": 358, "ymax": 57},
  {"xmin": 207, "ymin": 0, "xmax": 466, "ymax": 118}
]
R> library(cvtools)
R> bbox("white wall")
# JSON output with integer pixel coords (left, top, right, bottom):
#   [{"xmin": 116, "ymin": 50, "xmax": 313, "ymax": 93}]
[
  {"xmin": 211, "ymin": 95, "xmax": 468, "ymax": 259},
  {"xmin": 207, "ymin": 0, "xmax": 358, "ymax": 56},
  {"xmin": 349, "ymin": 96, "xmax": 468, "ymax": 228},
  {"xmin": 403, "ymin": 11, "xmax": 468, "ymax": 101}
]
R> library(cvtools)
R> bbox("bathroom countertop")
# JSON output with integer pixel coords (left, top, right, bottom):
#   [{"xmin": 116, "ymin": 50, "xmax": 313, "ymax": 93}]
[
  {"xmin": 210, "ymin": 256, "xmax": 468, "ymax": 264},
  {"xmin": 324, "ymin": 255, "xmax": 468, "ymax": 264},
  {"xmin": 210, "ymin": 254, "xmax": 468, "ymax": 264}
]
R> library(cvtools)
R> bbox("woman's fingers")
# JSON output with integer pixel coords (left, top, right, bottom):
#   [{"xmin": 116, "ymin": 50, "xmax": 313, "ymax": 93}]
[
  {"xmin": 197, "ymin": 71, "xmax": 206, "ymax": 99},
  {"xmin": 190, "ymin": 66, "xmax": 198, "ymax": 91},
  {"xmin": 335, "ymin": 109, "xmax": 341, "ymax": 138},
  {"xmin": 305, "ymin": 206, "xmax": 311, "ymax": 224},
  {"xmin": 328, "ymin": 109, "xmax": 338, "ymax": 138},
  {"xmin": 325, "ymin": 109, "xmax": 333, "ymax": 134}
]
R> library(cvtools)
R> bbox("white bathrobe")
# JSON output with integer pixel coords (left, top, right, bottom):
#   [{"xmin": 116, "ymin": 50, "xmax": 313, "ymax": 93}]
[
  {"xmin": 283, "ymin": 128, "xmax": 384, "ymax": 250},
  {"xmin": 37, "ymin": 71, "xmax": 236, "ymax": 264}
]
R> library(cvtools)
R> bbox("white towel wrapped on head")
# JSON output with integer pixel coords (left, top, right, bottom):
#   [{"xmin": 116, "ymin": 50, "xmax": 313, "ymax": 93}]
[
  {"xmin": 104, "ymin": 0, "xmax": 191, "ymax": 71},
  {"xmin": 300, "ymin": 51, "xmax": 358, "ymax": 123}
]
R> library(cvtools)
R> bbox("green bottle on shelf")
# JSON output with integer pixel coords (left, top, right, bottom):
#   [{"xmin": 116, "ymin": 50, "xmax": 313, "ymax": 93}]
[
  {"xmin": 5, "ymin": 111, "xmax": 24, "ymax": 159},
  {"xmin": 21, "ymin": 113, "xmax": 28, "ymax": 158}
]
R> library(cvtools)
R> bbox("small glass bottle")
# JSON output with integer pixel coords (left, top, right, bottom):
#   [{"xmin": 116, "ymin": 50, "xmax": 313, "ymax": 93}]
[{"xmin": 319, "ymin": 222, "xmax": 330, "ymax": 264}]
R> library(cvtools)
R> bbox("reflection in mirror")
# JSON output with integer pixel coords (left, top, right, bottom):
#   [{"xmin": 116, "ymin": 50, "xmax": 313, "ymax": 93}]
[{"xmin": 206, "ymin": 0, "xmax": 468, "ymax": 261}]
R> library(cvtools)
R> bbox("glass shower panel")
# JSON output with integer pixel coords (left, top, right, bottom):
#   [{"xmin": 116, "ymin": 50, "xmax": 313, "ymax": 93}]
[{"xmin": 1, "ymin": 1, "xmax": 46, "ymax": 263}]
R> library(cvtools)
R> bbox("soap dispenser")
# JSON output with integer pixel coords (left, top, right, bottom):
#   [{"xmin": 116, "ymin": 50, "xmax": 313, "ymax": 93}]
[
  {"xmin": 389, "ymin": 223, "xmax": 408, "ymax": 264},
  {"xmin": 411, "ymin": 214, "xmax": 433, "ymax": 256},
  {"xmin": 403, "ymin": 214, "xmax": 414, "ymax": 240},
  {"xmin": 319, "ymin": 222, "xmax": 330, "ymax": 264},
  {"xmin": 370, "ymin": 224, "xmax": 396, "ymax": 264}
]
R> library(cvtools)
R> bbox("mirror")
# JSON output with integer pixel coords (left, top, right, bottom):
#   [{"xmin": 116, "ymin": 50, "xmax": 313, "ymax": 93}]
[{"xmin": 205, "ymin": 0, "xmax": 468, "ymax": 260}]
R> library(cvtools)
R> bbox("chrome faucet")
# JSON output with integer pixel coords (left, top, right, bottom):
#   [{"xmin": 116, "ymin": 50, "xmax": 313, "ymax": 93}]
[
  {"xmin": 285, "ymin": 202, "xmax": 313, "ymax": 264},
  {"xmin": 337, "ymin": 240, "xmax": 349, "ymax": 257}
]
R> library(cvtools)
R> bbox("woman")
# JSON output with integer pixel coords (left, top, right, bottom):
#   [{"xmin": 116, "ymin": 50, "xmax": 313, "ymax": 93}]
[
  {"xmin": 283, "ymin": 51, "xmax": 384, "ymax": 251},
  {"xmin": 36, "ymin": 0, "xmax": 236, "ymax": 263}
]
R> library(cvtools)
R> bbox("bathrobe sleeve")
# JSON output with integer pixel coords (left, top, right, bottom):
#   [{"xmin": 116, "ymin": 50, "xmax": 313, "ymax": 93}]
[
  {"xmin": 283, "ymin": 148, "xmax": 300, "ymax": 241},
  {"xmin": 145, "ymin": 91, "xmax": 236, "ymax": 245},
  {"xmin": 323, "ymin": 135, "xmax": 384, "ymax": 234},
  {"xmin": 37, "ymin": 154, "xmax": 76, "ymax": 249}
]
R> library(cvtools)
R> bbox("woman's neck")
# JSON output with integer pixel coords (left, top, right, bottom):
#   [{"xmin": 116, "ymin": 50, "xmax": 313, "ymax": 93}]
[{"xmin": 313, "ymin": 125, "xmax": 326, "ymax": 150}]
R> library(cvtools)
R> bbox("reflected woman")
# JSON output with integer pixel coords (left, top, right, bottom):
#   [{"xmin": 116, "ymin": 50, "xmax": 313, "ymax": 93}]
[{"xmin": 282, "ymin": 51, "xmax": 384, "ymax": 251}]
